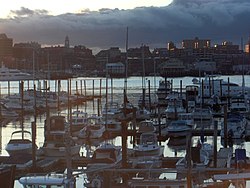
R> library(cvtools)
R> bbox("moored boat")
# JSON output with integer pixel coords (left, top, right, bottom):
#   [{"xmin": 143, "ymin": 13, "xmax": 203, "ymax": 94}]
[
  {"xmin": 85, "ymin": 142, "xmax": 122, "ymax": 187},
  {"xmin": 19, "ymin": 172, "xmax": 75, "ymax": 188},
  {"xmin": 133, "ymin": 132, "xmax": 163, "ymax": 157},
  {"xmin": 164, "ymin": 94, "xmax": 185, "ymax": 119},
  {"xmin": 5, "ymin": 130, "xmax": 36, "ymax": 156},
  {"xmin": 165, "ymin": 120, "xmax": 192, "ymax": 137},
  {"xmin": 40, "ymin": 115, "xmax": 80, "ymax": 157},
  {"xmin": 137, "ymin": 120, "xmax": 156, "ymax": 134},
  {"xmin": 0, "ymin": 62, "xmax": 33, "ymax": 81},
  {"xmin": 220, "ymin": 112, "xmax": 246, "ymax": 139},
  {"xmin": 78, "ymin": 114, "xmax": 105, "ymax": 139},
  {"xmin": 70, "ymin": 110, "xmax": 88, "ymax": 133}
]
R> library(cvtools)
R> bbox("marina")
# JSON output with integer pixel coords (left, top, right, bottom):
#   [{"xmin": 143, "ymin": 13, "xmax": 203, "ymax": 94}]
[{"xmin": 0, "ymin": 75, "xmax": 250, "ymax": 187}]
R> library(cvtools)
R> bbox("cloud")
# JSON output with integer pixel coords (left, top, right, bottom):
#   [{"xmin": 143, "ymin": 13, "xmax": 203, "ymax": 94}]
[
  {"xmin": 9, "ymin": 7, "xmax": 49, "ymax": 18},
  {"xmin": 1, "ymin": 0, "xmax": 250, "ymax": 51}
]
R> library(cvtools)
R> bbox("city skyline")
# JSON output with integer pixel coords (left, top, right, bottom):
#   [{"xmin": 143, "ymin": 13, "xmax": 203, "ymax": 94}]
[{"xmin": 0, "ymin": 0, "xmax": 250, "ymax": 52}]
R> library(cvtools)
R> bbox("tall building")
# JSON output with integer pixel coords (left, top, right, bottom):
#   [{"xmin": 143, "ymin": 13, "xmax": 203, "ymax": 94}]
[
  {"xmin": 65, "ymin": 35, "xmax": 69, "ymax": 48},
  {"xmin": 0, "ymin": 33, "xmax": 13, "ymax": 58},
  {"xmin": 182, "ymin": 37, "xmax": 210, "ymax": 49}
]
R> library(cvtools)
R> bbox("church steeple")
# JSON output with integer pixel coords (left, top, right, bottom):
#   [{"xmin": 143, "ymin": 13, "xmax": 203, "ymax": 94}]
[{"xmin": 65, "ymin": 35, "xmax": 69, "ymax": 48}]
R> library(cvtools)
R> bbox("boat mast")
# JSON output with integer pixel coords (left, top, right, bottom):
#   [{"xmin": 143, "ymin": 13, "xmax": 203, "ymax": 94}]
[
  {"xmin": 241, "ymin": 37, "xmax": 245, "ymax": 96},
  {"xmin": 124, "ymin": 27, "xmax": 129, "ymax": 111},
  {"xmin": 124, "ymin": 27, "xmax": 128, "ymax": 93},
  {"xmin": 32, "ymin": 49, "xmax": 35, "ymax": 85},
  {"xmin": 20, "ymin": 81, "xmax": 24, "ymax": 140},
  {"xmin": 141, "ymin": 44, "xmax": 146, "ymax": 89}
]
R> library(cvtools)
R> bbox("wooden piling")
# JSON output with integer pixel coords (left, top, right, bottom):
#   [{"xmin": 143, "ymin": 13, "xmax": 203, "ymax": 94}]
[
  {"xmin": 180, "ymin": 80, "xmax": 182, "ymax": 99},
  {"xmin": 186, "ymin": 132, "xmax": 192, "ymax": 188},
  {"xmin": 80, "ymin": 80, "xmax": 83, "ymax": 95},
  {"xmin": 97, "ymin": 98, "xmax": 100, "ymax": 116},
  {"xmin": 201, "ymin": 79, "xmax": 204, "ymax": 107},
  {"xmin": 122, "ymin": 120, "xmax": 128, "ymax": 168},
  {"xmin": 8, "ymin": 81, "xmax": 10, "ymax": 96},
  {"xmin": 84, "ymin": 80, "xmax": 86, "ymax": 96},
  {"xmin": 223, "ymin": 105, "xmax": 228, "ymax": 148},
  {"xmin": 31, "ymin": 121, "xmax": 36, "ymax": 170},
  {"xmin": 209, "ymin": 77, "xmax": 211, "ymax": 97},
  {"xmin": 148, "ymin": 80, "xmax": 151, "ymax": 110},
  {"xmin": 213, "ymin": 120, "xmax": 218, "ymax": 168}
]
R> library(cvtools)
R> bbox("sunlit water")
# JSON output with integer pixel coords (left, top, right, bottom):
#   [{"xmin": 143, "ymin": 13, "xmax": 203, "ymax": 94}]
[{"xmin": 0, "ymin": 75, "xmax": 249, "ymax": 187}]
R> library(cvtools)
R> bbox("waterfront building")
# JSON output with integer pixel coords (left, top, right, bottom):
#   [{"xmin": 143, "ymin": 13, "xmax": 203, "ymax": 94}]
[
  {"xmin": 0, "ymin": 33, "xmax": 13, "ymax": 59},
  {"xmin": 194, "ymin": 58, "xmax": 217, "ymax": 74},
  {"xmin": 106, "ymin": 62, "xmax": 125, "ymax": 77},
  {"xmin": 182, "ymin": 37, "xmax": 211, "ymax": 49},
  {"xmin": 13, "ymin": 42, "xmax": 41, "ymax": 70},
  {"xmin": 159, "ymin": 58, "xmax": 186, "ymax": 77}
]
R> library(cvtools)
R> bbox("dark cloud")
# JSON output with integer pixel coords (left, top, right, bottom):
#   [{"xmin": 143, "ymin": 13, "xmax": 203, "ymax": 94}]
[{"xmin": 1, "ymin": 0, "xmax": 250, "ymax": 51}]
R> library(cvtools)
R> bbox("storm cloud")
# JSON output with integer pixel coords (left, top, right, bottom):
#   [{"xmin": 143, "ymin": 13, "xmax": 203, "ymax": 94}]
[{"xmin": 1, "ymin": 0, "xmax": 250, "ymax": 51}]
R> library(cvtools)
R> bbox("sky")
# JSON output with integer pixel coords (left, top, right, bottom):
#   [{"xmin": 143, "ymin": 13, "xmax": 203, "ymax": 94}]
[
  {"xmin": 0, "ymin": 0, "xmax": 250, "ymax": 52},
  {"xmin": 0, "ymin": 0, "xmax": 172, "ymax": 18}
]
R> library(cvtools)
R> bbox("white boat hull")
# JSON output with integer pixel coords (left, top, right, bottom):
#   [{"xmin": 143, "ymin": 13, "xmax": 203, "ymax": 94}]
[
  {"xmin": 5, "ymin": 143, "xmax": 33, "ymax": 156},
  {"xmin": 133, "ymin": 145, "xmax": 164, "ymax": 157},
  {"xmin": 42, "ymin": 145, "xmax": 81, "ymax": 157}
]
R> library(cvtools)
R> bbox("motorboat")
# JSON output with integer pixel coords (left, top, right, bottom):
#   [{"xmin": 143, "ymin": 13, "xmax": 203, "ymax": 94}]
[
  {"xmin": 69, "ymin": 110, "xmax": 88, "ymax": 133},
  {"xmin": 156, "ymin": 79, "xmax": 172, "ymax": 106},
  {"xmin": 102, "ymin": 101, "xmax": 122, "ymax": 120},
  {"xmin": 86, "ymin": 142, "xmax": 122, "ymax": 173},
  {"xmin": 130, "ymin": 155, "xmax": 162, "ymax": 179},
  {"xmin": 185, "ymin": 85, "xmax": 199, "ymax": 112},
  {"xmin": 164, "ymin": 95, "xmax": 185, "ymax": 119},
  {"xmin": 192, "ymin": 107, "xmax": 213, "ymax": 121},
  {"xmin": 19, "ymin": 172, "xmax": 75, "ymax": 188},
  {"xmin": 85, "ymin": 143, "xmax": 122, "ymax": 187},
  {"xmin": 133, "ymin": 132, "xmax": 163, "ymax": 157},
  {"xmin": 78, "ymin": 114, "xmax": 105, "ymax": 139},
  {"xmin": 196, "ymin": 139, "xmax": 214, "ymax": 158},
  {"xmin": 0, "ymin": 62, "xmax": 32, "ymax": 81},
  {"xmin": 167, "ymin": 136, "xmax": 187, "ymax": 151},
  {"xmin": 137, "ymin": 120, "xmax": 156, "ymax": 134},
  {"xmin": 177, "ymin": 112, "xmax": 195, "ymax": 127},
  {"xmin": 136, "ymin": 108, "xmax": 151, "ymax": 121},
  {"xmin": 41, "ymin": 140, "xmax": 81, "ymax": 157},
  {"xmin": 176, "ymin": 146, "xmax": 210, "ymax": 172},
  {"xmin": 40, "ymin": 116, "xmax": 81, "ymax": 157},
  {"xmin": 120, "ymin": 100, "xmax": 135, "ymax": 115},
  {"xmin": 220, "ymin": 112, "xmax": 246, "ymax": 139},
  {"xmin": 230, "ymin": 94, "xmax": 248, "ymax": 114},
  {"xmin": 192, "ymin": 74, "xmax": 250, "ymax": 98},
  {"xmin": 5, "ymin": 130, "xmax": 36, "ymax": 156},
  {"xmin": 103, "ymin": 119, "xmax": 121, "ymax": 134},
  {"xmin": 165, "ymin": 120, "xmax": 192, "ymax": 137}
]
